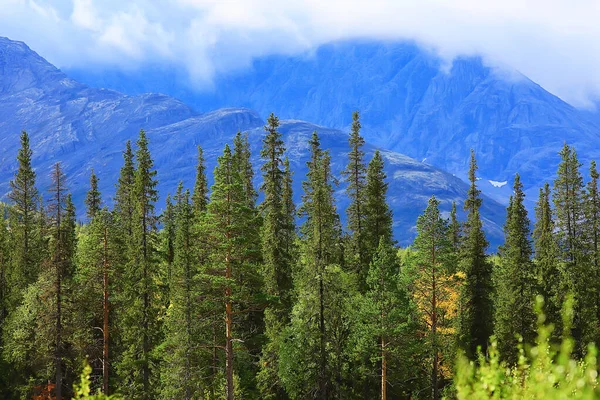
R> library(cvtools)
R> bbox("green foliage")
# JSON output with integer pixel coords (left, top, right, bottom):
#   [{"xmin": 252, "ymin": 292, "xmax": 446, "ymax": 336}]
[
  {"xmin": 454, "ymin": 297, "xmax": 600, "ymax": 399},
  {"xmin": 73, "ymin": 361, "xmax": 122, "ymax": 399},
  {"xmin": 85, "ymin": 170, "xmax": 101, "ymax": 220},
  {"xmin": 192, "ymin": 145, "xmax": 209, "ymax": 215}
]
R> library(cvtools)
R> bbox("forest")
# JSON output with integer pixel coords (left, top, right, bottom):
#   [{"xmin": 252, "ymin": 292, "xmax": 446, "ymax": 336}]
[{"xmin": 0, "ymin": 111, "xmax": 599, "ymax": 400}]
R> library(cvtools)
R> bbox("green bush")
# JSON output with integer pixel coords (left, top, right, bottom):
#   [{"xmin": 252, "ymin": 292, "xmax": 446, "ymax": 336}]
[{"xmin": 453, "ymin": 296, "xmax": 599, "ymax": 399}]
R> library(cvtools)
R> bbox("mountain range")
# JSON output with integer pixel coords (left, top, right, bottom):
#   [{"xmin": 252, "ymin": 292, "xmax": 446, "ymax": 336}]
[
  {"xmin": 68, "ymin": 40, "xmax": 600, "ymax": 206},
  {"xmin": 0, "ymin": 36, "xmax": 506, "ymax": 247}
]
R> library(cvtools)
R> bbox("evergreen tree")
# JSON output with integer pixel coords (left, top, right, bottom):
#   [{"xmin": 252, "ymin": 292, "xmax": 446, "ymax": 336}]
[
  {"xmin": 364, "ymin": 150, "xmax": 394, "ymax": 265},
  {"xmin": 457, "ymin": 150, "xmax": 493, "ymax": 358},
  {"xmin": 7, "ymin": 131, "xmax": 40, "ymax": 306},
  {"xmin": 282, "ymin": 132, "xmax": 344, "ymax": 399},
  {"xmin": 533, "ymin": 183, "xmax": 561, "ymax": 336},
  {"xmin": 202, "ymin": 144, "xmax": 262, "ymax": 400},
  {"xmin": 493, "ymin": 174, "xmax": 536, "ymax": 363},
  {"xmin": 114, "ymin": 140, "xmax": 136, "ymax": 237},
  {"xmin": 117, "ymin": 130, "xmax": 161, "ymax": 399},
  {"xmin": 233, "ymin": 131, "xmax": 257, "ymax": 207},
  {"xmin": 553, "ymin": 144, "xmax": 597, "ymax": 351},
  {"xmin": 257, "ymin": 113, "xmax": 294, "ymax": 398},
  {"xmin": 85, "ymin": 170, "xmax": 101, "ymax": 220},
  {"xmin": 342, "ymin": 111, "xmax": 368, "ymax": 288},
  {"xmin": 161, "ymin": 192, "xmax": 176, "ymax": 305},
  {"xmin": 362, "ymin": 239, "xmax": 413, "ymax": 400},
  {"xmin": 160, "ymin": 189, "xmax": 206, "ymax": 399},
  {"xmin": 192, "ymin": 145, "xmax": 209, "ymax": 215},
  {"xmin": 411, "ymin": 196, "xmax": 456, "ymax": 400}
]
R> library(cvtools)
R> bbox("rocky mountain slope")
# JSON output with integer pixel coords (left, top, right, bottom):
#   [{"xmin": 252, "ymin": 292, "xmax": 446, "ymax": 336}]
[{"xmin": 0, "ymin": 36, "xmax": 506, "ymax": 246}]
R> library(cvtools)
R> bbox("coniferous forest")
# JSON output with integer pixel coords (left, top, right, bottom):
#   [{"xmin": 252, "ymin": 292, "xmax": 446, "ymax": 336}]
[{"xmin": 1, "ymin": 111, "xmax": 600, "ymax": 399}]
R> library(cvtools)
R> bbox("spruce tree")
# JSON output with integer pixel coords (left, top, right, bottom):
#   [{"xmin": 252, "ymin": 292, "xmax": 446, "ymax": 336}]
[
  {"xmin": 85, "ymin": 170, "xmax": 101, "ymax": 220},
  {"xmin": 114, "ymin": 140, "xmax": 136, "ymax": 237},
  {"xmin": 493, "ymin": 174, "xmax": 536, "ymax": 363},
  {"xmin": 257, "ymin": 113, "xmax": 294, "ymax": 398},
  {"xmin": 117, "ymin": 130, "xmax": 160, "ymax": 399},
  {"xmin": 457, "ymin": 150, "xmax": 493, "ymax": 358},
  {"xmin": 7, "ymin": 131, "xmax": 40, "ymax": 305},
  {"xmin": 364, "ymin": 150, "xmax": 394, "ymax": 264},
  {"xmin": 342, "ymin": 111, "xmax": 368, "ymax": 288},
  {"xmin": 192, "ymin": 145, "xmax": 209, "ymax": 215},
  {"xmin": 553, "ymin": 144, "xmax": 597, "ymax": 350},
  {"xmin": 533, "ymin": 183, "xmax": 561, "ymax": 335}
]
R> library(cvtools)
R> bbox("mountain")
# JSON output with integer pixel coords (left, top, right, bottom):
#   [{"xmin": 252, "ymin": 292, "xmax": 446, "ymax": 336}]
[
  {"xmin": 0, "ymin": 36, "xmax": 506, "ymax": 246},
  {"xmin": 67, "ymin": 40, "xmax": 600, "ymax": 204}
]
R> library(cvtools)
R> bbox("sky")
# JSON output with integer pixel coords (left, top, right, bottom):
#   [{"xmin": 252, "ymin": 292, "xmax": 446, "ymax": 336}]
[{"xmin": 1, "ymin": 0, "xmax": 600, "ymax": 108}]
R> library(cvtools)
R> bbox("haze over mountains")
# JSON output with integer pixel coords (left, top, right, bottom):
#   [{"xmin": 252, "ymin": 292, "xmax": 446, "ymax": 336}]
[
  {"xmin": 0, "ymin": 36, "xmax": 507, "ymax": 246},
  {"xmin": 69, "ymin": 41, "xmax": 600, "ymax": 206}
]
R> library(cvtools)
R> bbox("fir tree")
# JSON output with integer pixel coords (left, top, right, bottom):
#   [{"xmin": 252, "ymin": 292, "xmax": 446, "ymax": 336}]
[
  {"xmin": 342, "ymin": 111, "xmax": 368, "ymax": 288},
  {"xmin": 85, "ymin": 170, "xmax": 101, "ymax": 220},
  {"xmin": 457, "ymin": 150, "xmax": 493, "ymax": 358},
  {"xmin": 192, "ymin": 145, "xmax": 209, "ymax": 215},
  {"xmin": 493, "ymin": 174, "xmax": 536, "ymax": 363},
  {"xmin": 364, "ymin": 150, "xmax": 394, "ymax": 265}
]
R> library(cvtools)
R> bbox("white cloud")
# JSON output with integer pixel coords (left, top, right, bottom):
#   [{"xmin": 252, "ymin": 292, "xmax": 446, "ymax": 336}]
[{"xmin": 1, "ymin": 0, "xmax": 600, "ymax": 107}]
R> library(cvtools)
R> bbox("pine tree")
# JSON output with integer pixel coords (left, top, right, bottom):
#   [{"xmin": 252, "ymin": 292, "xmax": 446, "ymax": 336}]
[
  {"xmin": 342, "ymin": 111, "xmax": 368, "ymax": 288},
  {"xmin": 117, "ymin": 130, "xmax": 160, "ymax": 399},
  {"xmin": 192, "ymin": 145, "xmax": 209, "ymax": 215},
  {"xmin": 114, "ymin": 140, "xmax": 136, "ymax": 237},
  {"xmin": 257, "ymin": 113, "xmax": 294, "ymax": 398},
  {"xmin": 7, "ymin": 131, "xmax": 40, "ymax": 306},
  {"xmin": 493, "ymin": 174, "xmax": 536, "ymax": 363},
  {"xmin": 203, "ymin": 144, "xmax": 262, "ymax": 400},
  {"xmin": 85, "ymin": 170, "xmax": 101, "ymax": 220},
  {"xmin": 457, "ymin": 150, "xmax": 493, "ymax": 358},
  {"xmin": 533, "ymin": 183, "xmax": 561, "ymax": 336},
  {"xmin": 161, "ymin": 192, "xmax": 176, "ymax": 305},
  {"xmin": 449, "ymin": 202, "xmax": 461, "ymax": 253},
  {"xmin": 364, "ymin": 150, "xmax": 394, "ymax": 265},
  {"xmin": 553, "ymin": 144, "xmax": 597, "ymax": 351},
  {"xmin": 411, "ymin": 196, "xmax": 456, "ymax": 400}
]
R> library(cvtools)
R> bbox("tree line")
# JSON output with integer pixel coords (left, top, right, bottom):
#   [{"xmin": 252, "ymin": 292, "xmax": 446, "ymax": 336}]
[{"xmin": 0, "ymin": 111, "xmax": 599, "ymax": 399}]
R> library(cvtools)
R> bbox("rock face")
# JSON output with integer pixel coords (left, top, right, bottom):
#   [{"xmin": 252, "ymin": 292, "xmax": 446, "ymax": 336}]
[
  {"xmin": 69, "ymin": 40, "xmax": 600, "ymax": 204},
  {"xmin": 0, "ymin": 36, "xmax": 506, "ymax": 247}
]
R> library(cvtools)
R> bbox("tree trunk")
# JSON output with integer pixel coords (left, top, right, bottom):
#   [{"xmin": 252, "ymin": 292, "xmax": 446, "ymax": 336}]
[
  {"xmin": 103, "ymin": 227, "xmax": 110, "ymax": 395},
  {"xmin": 319, "ymin": 272, "xmax": 327, "ymax": 400}
]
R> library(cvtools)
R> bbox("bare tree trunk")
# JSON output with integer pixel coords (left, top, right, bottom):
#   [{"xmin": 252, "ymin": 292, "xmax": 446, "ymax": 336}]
[
  {"xmin": 225, "ymin": 253, "xmax": 234, "ymax": 400},
  {"xmin": 55, "ymin": 267, "xmax": 62, "ymax": 400},
  {"xmin": 103, "ymin": 227, "xmax": 110, "ymax": 395}
]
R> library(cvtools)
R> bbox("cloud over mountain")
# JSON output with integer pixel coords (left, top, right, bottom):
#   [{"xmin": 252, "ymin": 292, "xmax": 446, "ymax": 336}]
[{"xmin": 2, "ymin": 0, "xmax": 600, "ymax": 107}]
